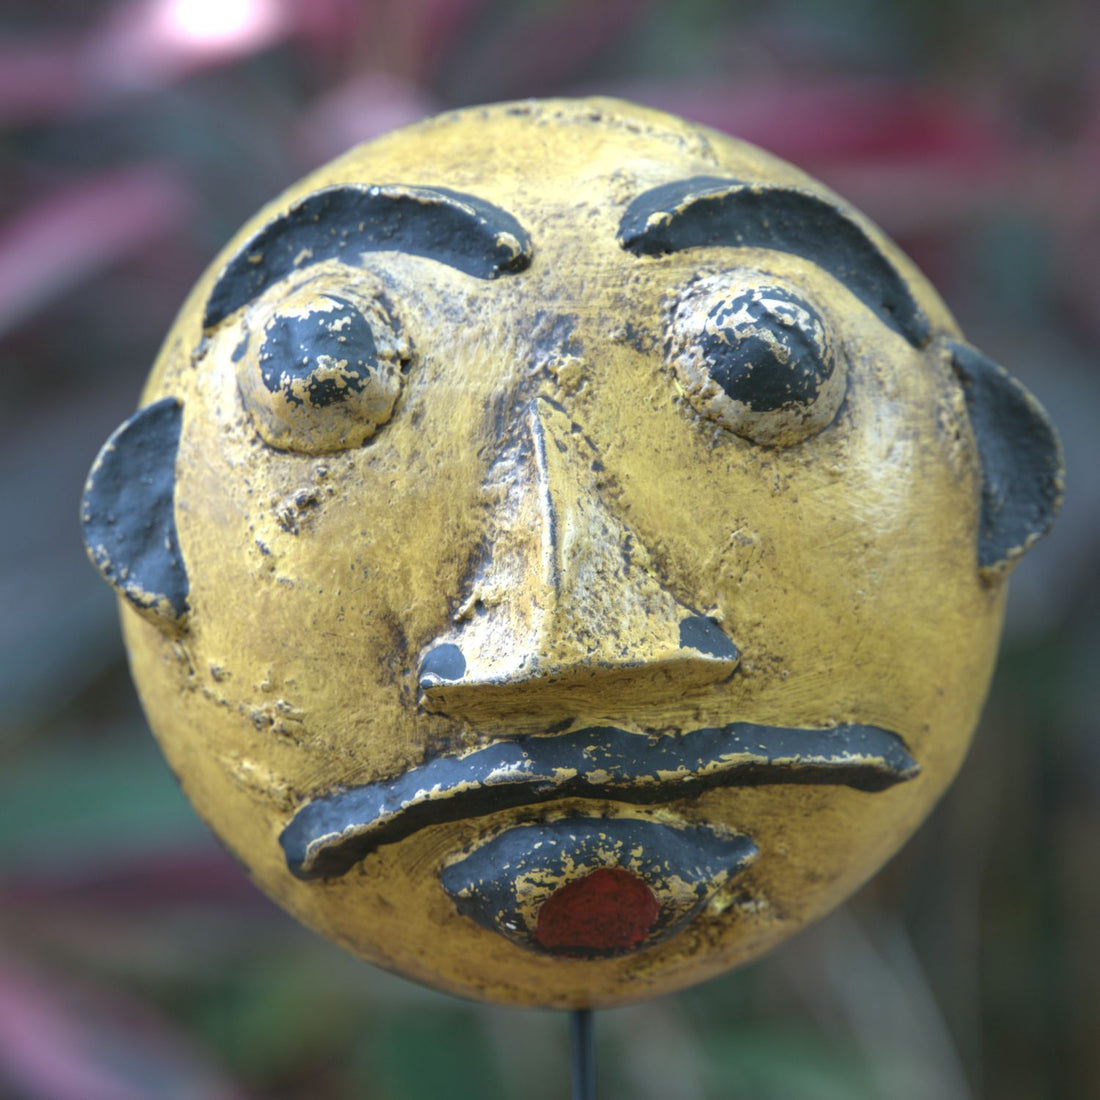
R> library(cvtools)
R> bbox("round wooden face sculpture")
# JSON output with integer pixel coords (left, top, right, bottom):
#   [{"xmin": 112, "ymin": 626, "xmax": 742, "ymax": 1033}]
[{"xmin": 82, "ymin": 98, "xmax": 1062, "ymax": 1007}]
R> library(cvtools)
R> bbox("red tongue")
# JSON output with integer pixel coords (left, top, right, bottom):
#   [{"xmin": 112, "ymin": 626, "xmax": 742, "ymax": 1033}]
[{"xmin": 534, "ymin": 868, "xmax": 660, "ymax": 956}]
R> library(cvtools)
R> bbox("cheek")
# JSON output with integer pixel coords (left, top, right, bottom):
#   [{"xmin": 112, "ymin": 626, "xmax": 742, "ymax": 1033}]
[
  {"xmin": 583, "ymin": 333, "xmax": 999, "ymax": 739},
  {"xmin": 169, "ymin": 383, "xmax": 503, "ymax": 779}
]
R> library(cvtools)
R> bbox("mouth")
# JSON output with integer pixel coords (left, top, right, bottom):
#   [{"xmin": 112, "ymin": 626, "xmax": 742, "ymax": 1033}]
[
  {"xmin": 439, "ymin": 816, "xmax": 760, "ymax": 958},
  {"xmin": 280, "ymin": 720, "xmax": 918, "ymax": 880}
]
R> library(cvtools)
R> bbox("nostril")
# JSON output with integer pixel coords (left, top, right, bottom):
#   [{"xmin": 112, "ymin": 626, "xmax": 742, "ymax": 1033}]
[
  {"xmin": 678, "ymin": 615, "xmax": 739, "ymax": 661},
  {"xmin": 419, "ymin": 643, "xmax": 467, "ymax": 689}
]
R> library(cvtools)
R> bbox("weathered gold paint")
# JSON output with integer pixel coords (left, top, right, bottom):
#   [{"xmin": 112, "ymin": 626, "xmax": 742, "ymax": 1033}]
[{"xmin": 106, "ymin": 98, "xmax": 1053, "ymax": 1006}]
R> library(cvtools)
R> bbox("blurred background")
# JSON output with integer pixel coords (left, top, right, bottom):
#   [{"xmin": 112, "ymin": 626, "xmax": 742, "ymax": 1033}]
[{"xmin": 1, "ymin": 1, "xmax": 1097, "ymax": 1097}]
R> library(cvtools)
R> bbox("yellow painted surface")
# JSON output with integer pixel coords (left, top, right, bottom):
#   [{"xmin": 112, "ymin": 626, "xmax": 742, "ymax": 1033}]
[{"xmin": 110, "ymin": 97, "xmax": 1036, "ymax": 1006}]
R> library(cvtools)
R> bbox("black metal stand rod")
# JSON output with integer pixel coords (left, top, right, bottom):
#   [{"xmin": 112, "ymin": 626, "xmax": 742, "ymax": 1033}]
[{"xmin": 570, "ymin": 1008, "xmax": 595, "ymax": 1100}]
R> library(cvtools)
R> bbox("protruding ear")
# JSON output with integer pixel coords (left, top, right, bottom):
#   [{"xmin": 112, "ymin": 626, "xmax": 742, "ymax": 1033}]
[
  {"xmin": 81, "ymin": 397, "xmax": 190, "ymax": 629},
  {"xmin": 948, "ymin": 341, "xmax": 1064, "ymax": 577}
]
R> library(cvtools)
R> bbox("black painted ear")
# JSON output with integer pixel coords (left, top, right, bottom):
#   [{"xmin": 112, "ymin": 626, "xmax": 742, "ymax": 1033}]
[
  {"xmin": 948, "ymin": 341, "xmax": 1064, "ymax": 577},
  {"xmin": 81, "ymin": 397, "xmax": 190, "ymax": 629}
]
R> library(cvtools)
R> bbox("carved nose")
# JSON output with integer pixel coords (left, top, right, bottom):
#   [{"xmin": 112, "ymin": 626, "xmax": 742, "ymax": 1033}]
[{"xmin": 418, "ymin": 398, "xmax": 739, "ymax": 725}]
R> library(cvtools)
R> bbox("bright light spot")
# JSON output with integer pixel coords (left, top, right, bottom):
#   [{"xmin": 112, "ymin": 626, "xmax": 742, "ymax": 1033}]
[{"xmin": 157, "ymin": 0, "xmax": 284, "ymax": 52}]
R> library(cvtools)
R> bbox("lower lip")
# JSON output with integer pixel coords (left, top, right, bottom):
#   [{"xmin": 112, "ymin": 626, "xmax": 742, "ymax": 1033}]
[
  {"xmin": 440, "ymin": 815, "xmax": 759, "ymax": 958},
  {"xmin": 534, "ymin": 867, "xmax": 661, "ymax": 955}
]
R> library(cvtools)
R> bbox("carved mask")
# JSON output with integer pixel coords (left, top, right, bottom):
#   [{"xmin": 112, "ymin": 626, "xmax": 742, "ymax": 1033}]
[{"xmin": 82, "ymin": 98, "xmax": 1062, "ymax": 1007}]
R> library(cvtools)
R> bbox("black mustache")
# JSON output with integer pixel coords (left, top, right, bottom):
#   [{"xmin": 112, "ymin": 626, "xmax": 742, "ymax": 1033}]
[{"xmin": 280, "ymin": 721, "xmax": 919, "ymax": 880}]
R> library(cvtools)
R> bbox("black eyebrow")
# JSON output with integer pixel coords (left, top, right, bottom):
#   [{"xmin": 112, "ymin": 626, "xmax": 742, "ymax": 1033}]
[
  {"xmin": 618, "ymin": 176, "xmax": 930, "ymax": 348},
  {"xmin": 204, "ymin": 184, "xmax": 532, "ymax": 328}
]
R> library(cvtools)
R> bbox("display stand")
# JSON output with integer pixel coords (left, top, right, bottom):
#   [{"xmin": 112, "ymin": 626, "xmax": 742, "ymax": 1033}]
[{"xmin": 570, "ymin": 1009, "xmax": 595, "ymax": 1100}]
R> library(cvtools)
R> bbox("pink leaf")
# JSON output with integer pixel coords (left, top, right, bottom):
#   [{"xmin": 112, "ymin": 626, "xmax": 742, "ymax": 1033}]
[
  {"xmin": 3, "ymin": 847, "xmax": 263, "ymax": 912},
  {"xmin": 0, "ymin": 165, "xmax": 193, "ymax": 337},
  {"xmin": 0, "ymin": 37, "xmax": 85, "ymax": 127},
  {"xmin": 608, "ymin": 77, "xmax": 1009, "ymax": 169},
  {"xmin": 297, "ymin": 73, "xmax": 437, "ymax": 164},
  {"xmin": 445, "ymin": 0, "xmax": 654, "ymax": 100},
  {"xmin": 413, "ymin": 0, "xmax": 493, "ymax": 83},
  {"xmin": 0, "ymin": 959, "xmax": 246, "ymax": 1100}
]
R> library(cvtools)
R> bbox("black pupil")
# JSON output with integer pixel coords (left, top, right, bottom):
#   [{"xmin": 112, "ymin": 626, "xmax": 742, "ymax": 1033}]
[
  {"xmin": 259, "ymin": 296, "xmax": 377, "ymax": 407},
  {"xmin": 700, "ymin": 288, "xmax": 830, "ymax": 412}
]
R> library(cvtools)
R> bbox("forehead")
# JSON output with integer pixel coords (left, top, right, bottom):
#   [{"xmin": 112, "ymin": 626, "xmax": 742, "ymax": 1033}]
[
  {"xmin": 242, "ymin": 98, "xmax": 957, "ymax": 338},
  {"xmin": 314, "ymin": 100, "xmax": 806, "ymax": 209}
]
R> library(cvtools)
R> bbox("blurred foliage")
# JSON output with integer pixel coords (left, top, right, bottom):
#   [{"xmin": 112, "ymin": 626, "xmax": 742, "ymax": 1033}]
[{"xmin": 2, "ymin": 0, "xmax": 1098, "ymax": 1097}]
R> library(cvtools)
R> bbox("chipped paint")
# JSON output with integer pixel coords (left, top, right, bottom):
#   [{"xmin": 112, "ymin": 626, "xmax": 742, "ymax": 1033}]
[{"xmin": 83, "ymin": 95, "xmax": 1062, "ymax": 1008}]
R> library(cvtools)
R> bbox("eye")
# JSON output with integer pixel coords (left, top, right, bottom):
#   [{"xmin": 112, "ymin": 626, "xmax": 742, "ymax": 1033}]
[
  {"xmin": 236, "ymin": 273, "xmax": 409, "ymax": 454},
  {"xmin": 667, "ymin": 274, "xmax": 846, "ymax": 445}
]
